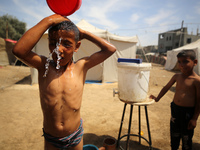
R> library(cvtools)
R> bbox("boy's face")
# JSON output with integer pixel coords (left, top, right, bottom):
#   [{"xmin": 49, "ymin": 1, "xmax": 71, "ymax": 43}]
[
  {"xmin": 48, "ymin": 29, "xmax": 80, "ymax": 67},
  {"xmin": 177, "ymin": 56, "xmax": 197, "ymax": 75}
]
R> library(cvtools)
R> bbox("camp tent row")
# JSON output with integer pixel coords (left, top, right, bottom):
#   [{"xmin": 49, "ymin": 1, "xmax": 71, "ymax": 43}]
[
  {"xmin": 165, "ymin": 39, "xmax": 200, "ymax": 75},
  {"xmin": 31, "ymin": 19, "xmax": 138, "ymax": 84}
]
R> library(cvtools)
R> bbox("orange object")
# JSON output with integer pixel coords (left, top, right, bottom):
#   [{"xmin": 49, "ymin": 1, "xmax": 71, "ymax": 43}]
[
  {"xmin": 139, "ymin": 131, "xmax": 144, "ymax": 136},
  {"xmin": 46, "ymin": 0, "xmax": 82, "ymax": 16}
]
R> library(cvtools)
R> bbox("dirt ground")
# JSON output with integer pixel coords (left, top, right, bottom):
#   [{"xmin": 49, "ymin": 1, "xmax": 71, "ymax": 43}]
[{"xmin": 0, "ymin": 64, "xmax": 200, "ymax": 150}]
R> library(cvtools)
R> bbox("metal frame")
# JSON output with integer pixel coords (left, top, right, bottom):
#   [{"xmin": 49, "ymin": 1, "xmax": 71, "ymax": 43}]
[{"xmin": 117, "ymin": 103, "xmax": 152, "ymax": 150}]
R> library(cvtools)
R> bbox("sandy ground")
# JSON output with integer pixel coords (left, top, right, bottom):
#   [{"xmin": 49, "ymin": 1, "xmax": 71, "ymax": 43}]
[{"xmin": 0, "ymin": 64, "xmax": 200, "ymax": 150}]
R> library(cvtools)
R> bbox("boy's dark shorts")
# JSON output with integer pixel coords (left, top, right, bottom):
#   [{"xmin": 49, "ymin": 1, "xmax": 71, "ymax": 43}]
[{"xmin": 170, "ymin": 102, "xmax": 195, "ymax": 150}]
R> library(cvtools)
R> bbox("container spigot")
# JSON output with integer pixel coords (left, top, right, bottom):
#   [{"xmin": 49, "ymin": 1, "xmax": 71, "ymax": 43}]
[{"xmin": 113, "ymin": 88, "xmax": 119, "ymax": 97}]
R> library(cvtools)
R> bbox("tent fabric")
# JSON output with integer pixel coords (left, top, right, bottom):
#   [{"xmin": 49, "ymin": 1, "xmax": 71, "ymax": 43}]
[
  {"xmin": 75, "ymin": 20, "xmax": 138, "ymax": 83},
  {"xmin": 73, "ymin": 38, "xmax": 137, "ymax": 83},
  {"xmin": 165, "ymin": 39, "xmax": 200, "ymax": 75},
  {"xmin": 31, "ymin": 34, "xmax": 49, "ymax": 84},
  {"xmin": 76, "ymin": 20, "xmax": 138, "ymax": 43},
  {"xmin": 30, "ymin": 20, "xmax": 138, "ymax": 84}
]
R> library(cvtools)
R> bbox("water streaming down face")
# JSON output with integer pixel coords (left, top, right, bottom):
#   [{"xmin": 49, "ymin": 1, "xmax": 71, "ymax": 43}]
[
  {"xmin": 55, "ymin": 38, "xmax": 62, "ymax": 70},
  {"xmin": 43, "ymin": 38, "xmax": 62, "ymax": 77},
  {"xmin": 44, "ymin": 20, "xmax": 79, "ymax": 78}
]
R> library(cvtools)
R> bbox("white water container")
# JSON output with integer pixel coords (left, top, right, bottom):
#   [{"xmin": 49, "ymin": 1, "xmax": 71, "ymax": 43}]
[{"xmin": 117, "ymin": 59, "xmax": 151, "ymax": 103}]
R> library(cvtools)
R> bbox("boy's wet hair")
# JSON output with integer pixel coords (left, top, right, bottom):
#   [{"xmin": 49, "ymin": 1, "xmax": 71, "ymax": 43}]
[
  {"xmin": 48, "ymin": 21, "xmax": 80, "ymax": 43},
  {"xmin": 177, "ymin": 50, "xmax": 196, "ymax": 60}
]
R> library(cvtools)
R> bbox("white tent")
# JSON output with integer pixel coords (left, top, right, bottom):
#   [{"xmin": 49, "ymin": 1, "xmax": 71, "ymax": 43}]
[
  {"xmin": 75, "ymin": 20, "xmax": 138, "ymax": 83},
  {"xmin": 30, "ymin": 20, "xmax": 138, "ymax": 84},
  {"xmin": 165, "ymin": 39, "xmax": 200, "ymax": 75}
]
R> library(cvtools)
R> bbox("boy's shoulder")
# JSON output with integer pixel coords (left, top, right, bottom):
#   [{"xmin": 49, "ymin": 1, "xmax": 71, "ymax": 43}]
[
  {"xmin": 172, "ymin": 73, "xmax": 199, "ymax": 84},
  {"xmin": 174, "ymin": 72, "xmax": 200, "ymax": 80},
  {"xmin": 190, "ymin": 72, "xmax": 200, "ymax": 80},
  {"xmin": 172, "ymin": 72, "xmax": 182, "ymax": 79},
  {"xmin": 193, "ymin": 73, "xmax": 200, "ymax": 84},
  {"xmin": 73, "ymin": 57, "xmax": 90, "ymax": 69},
  {"xmin": 74, "ymin": 56, "xmax": 91, "ymax": 65},
  {"xmin": 186, "ymin": 72, "xmax": 200, "ymax": 88}
]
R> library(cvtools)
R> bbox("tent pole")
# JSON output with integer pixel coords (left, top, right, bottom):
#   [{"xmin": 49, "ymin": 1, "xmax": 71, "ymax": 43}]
[
  {"xmin": 137, "ymin": 35, "xmax": 149, "ymax": 63},
  {"xmin": 106, "ymin": 30, "xmax": 110, "ymax": 43}
]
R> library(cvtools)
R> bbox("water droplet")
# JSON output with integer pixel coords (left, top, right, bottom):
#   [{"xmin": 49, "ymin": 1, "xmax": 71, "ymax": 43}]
[
  {"xmin": 43, "ymin": 54, "xmax": 51, "ymax": 77},
  {"xmin": 55, "ymin": 38, "xmax": 62, "ymax": 70},
  {"xmin": 43, "ymin": 38, "xmax": 62, "ymax": 77}
]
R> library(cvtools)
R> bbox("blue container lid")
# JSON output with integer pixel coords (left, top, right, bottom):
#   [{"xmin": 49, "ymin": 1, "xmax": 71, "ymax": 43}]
[
  {"xmin": 83, "ymin": 144, "xmax": 98, "ymax": 150},
  {"xmin": 118, "ymin": 58, "xmax": 142, "ymax": 64}
]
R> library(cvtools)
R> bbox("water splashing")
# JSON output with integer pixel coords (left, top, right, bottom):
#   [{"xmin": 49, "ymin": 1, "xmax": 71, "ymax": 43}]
[
  {"xmin": 43, "ymin": 38, "xmax": 62, "ymax": 77},
  {"xmin": 55, "ymin": 38, "xmax": 62, "ymax": 70}
]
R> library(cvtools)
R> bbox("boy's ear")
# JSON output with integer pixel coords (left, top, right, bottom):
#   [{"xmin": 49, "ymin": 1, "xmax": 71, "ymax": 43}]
[
  {"xmin": 74, "ymin": 41, "xmax": 81, "ymax": 52},
  {"xmin": 194, "ymin": 59, "xmax": 198, "ymax": 65}
]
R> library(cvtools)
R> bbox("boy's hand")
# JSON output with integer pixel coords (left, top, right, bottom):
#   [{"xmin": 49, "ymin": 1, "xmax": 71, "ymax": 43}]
[
  {"xmin": 77, "ymin": 27, "xmax": 85, "ymax": 40},
  {"xmin": 47, "ymin": 14, "xmax": 70, "ymax": 26},
  {"xmin": 149, "ymin": 95, "xmax": 158, "ymax": 102},
  {"xmin": 188, "ymin": 119, "xmax": 197, "ymax": 130}
]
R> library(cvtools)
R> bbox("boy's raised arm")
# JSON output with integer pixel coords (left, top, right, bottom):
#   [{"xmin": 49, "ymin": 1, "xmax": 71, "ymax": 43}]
[
  {"xmin": 13, "ymin": 14, "xmax": 69, "ymax": 69},
  {"xmin": 78, "ymin": 27, "xmax": 116, "ymax": 69}
]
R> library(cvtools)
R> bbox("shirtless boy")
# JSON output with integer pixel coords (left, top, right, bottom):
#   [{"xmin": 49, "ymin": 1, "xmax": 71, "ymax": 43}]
[
  {"xmin": 13, "ymin": 14, "xmax": 116, "ymax": 150},
  {"xmin": 150, "ymin": 50, "xmax": 200, "ymax": 150}
]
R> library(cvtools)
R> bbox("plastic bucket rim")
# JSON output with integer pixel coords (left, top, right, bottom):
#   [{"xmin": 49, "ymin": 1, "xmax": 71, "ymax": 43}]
[
  {"xmin": 117, "ymin": 62, "xmax": 151, "ymax": 66},
  {"xmin": 83, "ymin": 144, "xmax": 98, "ymax": 150},
  {"xmin": 117, "ymin": 63, "xmax": 151, "ymax": 70}
]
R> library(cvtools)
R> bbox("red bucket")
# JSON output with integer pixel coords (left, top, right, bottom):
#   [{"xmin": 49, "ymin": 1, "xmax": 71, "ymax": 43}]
[{"xmin": 46, "ymin": 0, "xmax": 82, "ymax": 16}]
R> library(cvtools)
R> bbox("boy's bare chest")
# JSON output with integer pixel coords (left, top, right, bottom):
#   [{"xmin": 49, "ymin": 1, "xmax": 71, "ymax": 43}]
[
  {"xmin": 45, "ymin": 74, "xmax": 83, "ymax": 93},
  {"xmin": 40, "ymin": 67, "xmax": 84, "ymax": 98},
  {"xmin": 39, "ymin": 74, "xmax": 84, "ymax": 111},
  {"xmin": 176, "ymin": 77, "xmax": 195, "ymax": 91}
]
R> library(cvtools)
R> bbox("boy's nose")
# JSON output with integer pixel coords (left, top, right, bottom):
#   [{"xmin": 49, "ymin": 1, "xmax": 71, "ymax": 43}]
[{"xmin": 58, "ymin": 45, "xmax": 64, "ymax": 53}]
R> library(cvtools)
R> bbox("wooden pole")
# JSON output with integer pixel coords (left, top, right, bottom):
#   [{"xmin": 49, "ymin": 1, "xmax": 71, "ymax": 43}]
[{"xmin": 6, "ymin": 21, "xmax": 8, "ymax": 39}]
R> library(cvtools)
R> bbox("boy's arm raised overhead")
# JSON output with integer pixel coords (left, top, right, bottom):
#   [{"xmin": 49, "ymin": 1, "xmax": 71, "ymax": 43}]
[
  {"xmin": 12, "ymin": 14, "xmax": 69, "ymax": 70},
  {"xmin": 78, "ymin": 27, "xmax": 116, "ymax": 70},
  {"xmin": 150, "ymin": 74, "xmax": 177, "ymax": 102}
]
